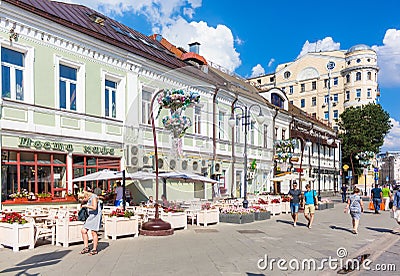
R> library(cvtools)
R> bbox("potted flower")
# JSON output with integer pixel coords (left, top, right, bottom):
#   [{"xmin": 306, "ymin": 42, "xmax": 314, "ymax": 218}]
[
  {"xmin": 281, "ymin": 196, "xmax": 291, "ymax": 214},
  {"xmin": 219, "ymin": 208, "xmax": 255, "ymax": 224},
  {"xmin": 37, "ymin": 193, "xmax": 52, "ymax": 202},
  {"xmin": 104, "ymin": 208, "xmax": 138, "ymax": 240},
  {"xmin": 197, "ymin": 203, "xmax": 219, "ymax": 226},
  {"xmin": 252, "ymin": 206, "xmax": 271, "ymax": 220},
  {"xmin": 161, "ymin": 206, "xmax": 187, "ymax": 229},
  {"xmin": 0, "ymin": 212, "xmax": 35, "ymax": 251},
  {"xmin": 9, "ymin": 189, "xmax": 29, "ymax": 203}
]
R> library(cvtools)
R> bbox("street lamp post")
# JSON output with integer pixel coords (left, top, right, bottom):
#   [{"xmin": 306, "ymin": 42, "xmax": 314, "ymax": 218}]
[
  {"xmin": 229, "ymin": 104, "xmax": 265, "ymax": 208},
  {"xmin": 317, "ymin": 132, "xmax": 321, "ymax": 201}
]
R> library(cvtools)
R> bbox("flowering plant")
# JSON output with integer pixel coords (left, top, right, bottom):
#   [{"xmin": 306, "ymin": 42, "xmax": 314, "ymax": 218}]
[
  {"xmin": 258, "ymin": 198, "xmax": 268, "ymax": 204},
  {"xmin": 9, "ymin": 189, "xmax": 29, "ymax": 199},
  {"xmin": 201, "ymin": 202, "xmax": 216, "ymax": 210},
  {"xmin": 220, "ymin": 207, "xmax": 252, "ymax": 214},
  {"xmin": 37, "ymin": 193, "xmax": 52, "ymax": 198},
  {"xmin": 281, "ymin": 196, "xmax": 291, "ymax": 202},
  {"xmin": 109, "ymin": 208, "xmax": 134, "ymax": 218},
  {"xmin": 69, "ymin": 210, "xmax": 79, "ymax": 222},
  {"xmin": 275, "ymin": 139, "xmax": 297, "ymax": 162},
  {"xmin": 162, "ymin": 113, "xmax": 191, "ymax": 138},
  {"xmin": 270, "ymin": 198, "xmax": 281, "ymax": 204},
  {"xmin": 251, "ymin": 206, "xmax": 269, "ymax": 213},
  {"xmin": 163, "ymin": 206, "xmax": 185, "ymax": 213},
  {"xmin": 157, "ymin": 89, "xmax": 200, "ymax": 114},
  {"xmin": 1, "ymin": 212, "xmax": 28, "ymax": 224}
]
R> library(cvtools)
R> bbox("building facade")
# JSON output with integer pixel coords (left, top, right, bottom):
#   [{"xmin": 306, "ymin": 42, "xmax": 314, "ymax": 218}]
[{"xmin": 248, "ymin": 46, "xmax": 380, "ymax": 131}]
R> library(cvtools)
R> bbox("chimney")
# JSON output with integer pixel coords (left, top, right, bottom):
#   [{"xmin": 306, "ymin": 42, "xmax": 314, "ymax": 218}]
[{"xmin": 188, "ymin": 42, "xmax": 200, "ymax": 54}]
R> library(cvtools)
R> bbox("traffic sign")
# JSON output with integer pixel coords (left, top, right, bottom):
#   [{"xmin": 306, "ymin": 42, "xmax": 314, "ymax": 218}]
[
  {"xmin": 374, "ymin": 168, "xmax": 378, "ymax": 172},
  {"xmin": 327, "ymin": 61, "xmax": 336, "ymax": 70}
]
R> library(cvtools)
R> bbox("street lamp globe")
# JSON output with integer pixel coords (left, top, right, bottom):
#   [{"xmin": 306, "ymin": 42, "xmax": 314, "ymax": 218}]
[
  {"xmin": 228, "ymin": 115, "xmax": 236, "ymax": 128},
  {"xmin": 255, "ymin": 111, "xmax": 266, "ymax": 124}
]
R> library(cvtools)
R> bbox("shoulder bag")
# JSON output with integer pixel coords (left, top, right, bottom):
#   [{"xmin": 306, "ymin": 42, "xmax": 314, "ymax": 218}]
[{"xmin": 78, "ymin": 207, "xmax": 89, "ymax": 221}]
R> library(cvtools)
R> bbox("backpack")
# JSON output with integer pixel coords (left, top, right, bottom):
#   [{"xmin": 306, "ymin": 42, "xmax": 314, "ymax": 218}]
[{"xmin": 78, "ymin": 207, "xmax": 89, "ymax": 221}]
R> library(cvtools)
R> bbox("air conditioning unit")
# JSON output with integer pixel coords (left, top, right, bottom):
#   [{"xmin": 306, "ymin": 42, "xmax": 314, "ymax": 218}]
[
  {"xmin": 168, "ymin": 159, "xmax": 178, "ymax": 171},
  {"xmin": 126, "ymin": 145, "xmax": 142, "ymax": 171},
  {"xmin": 142, "ymin": 155, "xmax": 153, "ymax": 170},
  {"xmin": 191, "ymin": 160, "xmax": 201, "ymax": 173},
  {"xmin": 152, "ymin": 157, "xmax": 168, "ymax": 172},
  {"xmin": 181, "ymin": 159, "xmax": 189, "ymax": 171},
  {"xmin": 213, "ymin": 162, "xmax": 222, "ymax": 174},
  {"xmin": 201, "ymin": 159, "xmax": 209, "ymax": 169}
]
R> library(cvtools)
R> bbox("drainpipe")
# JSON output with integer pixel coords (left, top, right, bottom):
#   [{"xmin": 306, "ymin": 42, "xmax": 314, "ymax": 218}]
[
  {"xmin": 271, "ymin": 108, "xmax": 279, "ymax": 194},
  {"xmin": 230, "ymin": 97, "xmax": 238, "ymax": 198},
  {"xmin": 212, "ymin": 87, "xmax": 220, "ymax": 198}
]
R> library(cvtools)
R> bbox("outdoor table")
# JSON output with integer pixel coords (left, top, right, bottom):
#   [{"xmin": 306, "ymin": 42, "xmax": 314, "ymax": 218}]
[{"xmin": 24, "ymin": 213, "xmax": 49, "ymax": 223}]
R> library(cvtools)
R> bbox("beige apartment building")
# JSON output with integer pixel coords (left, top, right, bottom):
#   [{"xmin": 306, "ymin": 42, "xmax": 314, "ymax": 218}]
[{"xmin": 248, "ymin": 44, "xmax": 379, "ymax": 131}]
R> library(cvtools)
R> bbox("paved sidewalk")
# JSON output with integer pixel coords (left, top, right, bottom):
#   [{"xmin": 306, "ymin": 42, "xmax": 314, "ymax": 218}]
[{"xmin": 1, "ymin": 201, "xmax": 399, "ymax": 275}]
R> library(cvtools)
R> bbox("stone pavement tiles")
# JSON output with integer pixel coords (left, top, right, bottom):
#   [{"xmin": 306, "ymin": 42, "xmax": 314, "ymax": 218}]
[{"xmin": 0, "ymin": 202, "xmax": 399, "ymax": 275}]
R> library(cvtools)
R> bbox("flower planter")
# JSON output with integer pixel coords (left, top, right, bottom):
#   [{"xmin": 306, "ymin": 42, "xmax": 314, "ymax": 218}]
[
  {"xmin": 270, "ymin": 203, "xmax": 281, "ymax": 216},
  {"xmin": 37, "ymin": 197, "xmax": 52, "ymax": 202},
  {"xmin": 219, "ymin": 213, "xmax": 255, "ymax": 224},
  {"xmin": 281, "ymin": 202, "xmax": 291, "ymax": 214},
  {"xmin": 13, "ymin": 197, "xmax": 28, "ymax": 203},
  {"xmin": 254, "ymin": 211, "xmax": 271, "ymax": 220},
  {"xmin": 56, "ymin": 219, "xmax": 92, "ymax": 247},
  {"xmin": 104, "ymin": 216, "xmax": 139, "ymax": 240},
  {"xmin": 161, "ymin": 212, "xmax": 187, "ymax": 229},
  {"xmin": 318, "ymin": 203, "xmax": 326, "ymax": 210},
  {"xmin": 65, "ymin": 196, "xmax": 77, "ymax": 202},
  {"xmin": 197, "ymin": 209, "xmax": 219, "ymax": 226},
  {"xmin": 0, "ymin": 222, "xmax": 35, "ymax": 252}
]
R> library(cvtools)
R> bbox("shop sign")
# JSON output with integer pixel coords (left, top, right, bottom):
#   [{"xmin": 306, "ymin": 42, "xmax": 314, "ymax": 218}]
[
  {"xmin": 19, "ymin": 137, "xmax": 73, "ymax": 152},
  {"xmin": 18, "ymin": 137, "xmax": 115, "ymax": 155}
]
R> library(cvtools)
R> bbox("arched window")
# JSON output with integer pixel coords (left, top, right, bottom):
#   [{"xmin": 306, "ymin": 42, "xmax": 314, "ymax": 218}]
[
  {"xmin": 346, "ymin": 74, "xmax": 350, "ymax": 83},
  {"xmin": 367, "ymin": 72, "xmax": 372, "ymax": 80},
  {"xmin": 284, "ymin": 71, "xmax": 291, "ymax": 79},
  {"xmin": 271, "ymin": 93, "xmax": 285, "ymax": 108},
  {"xmin": 356, "ymin": 72, "xmax": 362, "ymax": 81}
]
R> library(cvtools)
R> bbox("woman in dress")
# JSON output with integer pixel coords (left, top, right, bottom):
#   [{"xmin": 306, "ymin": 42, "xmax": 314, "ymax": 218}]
[
  {"xmin": 344, "ymin": 187, "xmax": 364, "ymax": 234},
  {"xmin": 80, "ymin": 190, "xmax": 102, "ymax": 255}
]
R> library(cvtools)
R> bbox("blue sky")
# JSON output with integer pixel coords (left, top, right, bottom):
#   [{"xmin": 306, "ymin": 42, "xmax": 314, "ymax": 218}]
[{"xmin": 63, "ymin": 0, "xmax": 400, "ymax": 151}]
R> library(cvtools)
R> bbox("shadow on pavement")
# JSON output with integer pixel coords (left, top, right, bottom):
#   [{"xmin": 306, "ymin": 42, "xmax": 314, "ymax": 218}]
[
  {"xmin": 246, "ymin": 273, "xmax": 265, "ymax": 276},
  {"xmin": 329, "ymin": 225, "xmax": 353, "ymax": 233},
  {"xmin": 276, "ymin": 219, "xmax": 307, "ymax": 227},
  {"xmin": 365, "ymin": 227, "xmax": 400, "ymax": 235},
  {"xmin": 0, "ymin": 250, "xmax": 71, "ymax": 275},
  {"xmin": 97, "ymin": 241, "xmax": 110, "ymax": 252}
]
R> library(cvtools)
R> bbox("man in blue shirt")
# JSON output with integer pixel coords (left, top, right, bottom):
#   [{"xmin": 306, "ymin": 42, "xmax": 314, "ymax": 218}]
[
  {"xmin": 371, "ymin": 184, "xmax": 383, "ymax": 214},
  {"xmin": 288, "ymin": 182, "xmax": 301, "ymax": 227},
  {"xmin": 302, "ymin": 184, "xmax": 318, "ymax": 229}
]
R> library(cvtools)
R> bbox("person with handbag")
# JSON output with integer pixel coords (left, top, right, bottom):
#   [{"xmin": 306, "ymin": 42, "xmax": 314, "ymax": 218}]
[
  {"xmin": 371, "ymin": 184, "xmax": 383, "ymax": 214},
  {"xmin": 302, "ymin": 184, "xmax": 318, "ymax": 229},
  {"xmin": 392, "ymin": 186, "xmax": 400, "ymax": 224},
  {"xmin": 80, "ymin": 189, "xmax": 102, "ymax": 255},
  {"xmin": 344, "ymin": 187, "xmax": 364, "ymax": 234}
]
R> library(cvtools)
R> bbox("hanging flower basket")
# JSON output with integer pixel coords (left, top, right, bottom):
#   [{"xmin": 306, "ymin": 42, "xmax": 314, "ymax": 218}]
[
  {"xmin": 157, "ymin": 89, "xmax": 200, "ymax": 114},
  {"xmin": 162, "ymin": 112, "xmax": 191, "ymax": 138}
]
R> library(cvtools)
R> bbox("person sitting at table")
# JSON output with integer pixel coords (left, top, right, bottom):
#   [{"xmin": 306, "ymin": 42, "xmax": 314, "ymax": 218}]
[
  {"xmin": 146, "ymin": 195, "xmax": 154, "ymax": 207},
  {"xmin": 161, "ymin": 194, "xmax": 169, "ymax": 208},
  {"xmin": 80, "ymin": 189, "xmax": 102, "ymax": 255}
]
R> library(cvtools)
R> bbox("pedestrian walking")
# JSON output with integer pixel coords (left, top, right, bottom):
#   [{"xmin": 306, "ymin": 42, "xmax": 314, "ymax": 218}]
[
  {"xmin": 288, "ymin": 181, "xmax": 301, "ymax": 227},
  {"xmin": 302, "ymin": 184, "xmax": 318, "ymax": 229},
  {"xmin": 392, "ymin": 186, "xmax": 400, "ymax": 224},
  {"xmin": 382, "ymin": 184, "xmax": 392, "ymax": 211},
  {"xmin": 341, "ymin": 184, "xmax": 348, "ymax": 203},
  {"xmin": 371, "ymin": 184, "xmax": 383, "ymax": 214},
  {"xmin": 344, "ymin": 187, "xmax": 364, "ymax": 234},
  {"xmin": 114, "ymin": 181, "xmax": 123, "ymax": 207},
  {"xmin": 80, "ymin": 189, "xmax": 102, "ymax": 255}
]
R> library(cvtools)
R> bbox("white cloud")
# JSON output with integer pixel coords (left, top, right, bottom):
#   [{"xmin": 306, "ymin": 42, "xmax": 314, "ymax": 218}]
[
  {"xmin": 161, "ymin": 19, "xmax": 241, "ymax": 72},
  {"xmin": 382, "ymin": 118, "xmax": 400, "ymax": 151},
  {"xmin": 268, "ymin": 58, "xmax": 275, "ymax": 68},
  {"xmin": 250, "ymin": 64, "xmax": 265, "ymax": 77},
  {"xmin": 372, "ymin": 29, "xmax": 400, "ymax": 88},
  {"xmin": 297, "ymin": 37, "xmax": 340, "ymax": 59}
]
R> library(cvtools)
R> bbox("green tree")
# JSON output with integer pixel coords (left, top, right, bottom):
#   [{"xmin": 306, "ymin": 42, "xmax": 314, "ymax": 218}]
[{"xmin": 338, "ymin": 103, "xmax": 392, "ymax": 175}]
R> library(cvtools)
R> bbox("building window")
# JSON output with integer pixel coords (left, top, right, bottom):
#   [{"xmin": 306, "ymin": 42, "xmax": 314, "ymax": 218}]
[
  {"xmin": 333, "ymin": 93, "xmax": 338, "ymax": 103},
  {"xmin": 324, "ymin": 95, "xmax": 329, "ymax": 104},
  {"xmin": 289, "ymin": 100, "xmax": 293, "ymax": 105},
  {"xmin": 301, "ymin": 99, "xmax": 305, "ymax": 108},
  {"xmin": 270, "ymin": 76, "xmax": 275, "ymax": 82},
  {"xmin": 346, "ymin": 74, "xmax": 350, "ymax": 83},
  {"xmin": 141, "ymin": 90, "xmax": 152, "ymax": 124},
  {"xmin": 312, "ymin": 81, "xmax": 316, "ymax": 90},
  {"xmin": 59, "ymin": 64, "xmax": 77, "ymax": 110},
  {"xmin": 312, "ymin": 97, "xmax": 316, "ymax": 106},
  {"xmin": 356, "ymin": 89, "xmax": 361, "ymax": 98},
  {"xmin": 324, "ymin": 111, "xmax": 329, "ymax": 120},
  {"xmin": 1, "ymin": 47, "xmax": 24, "ymax": 101},
  {"xmin": 346, "ymin": 91, "xmax": 350, "ymax": 101},
  {"xmin": 333, "ymin": 77, "xmax": 338, "ymax": 86},
  {"xmin": 367, "ymin": 88, "xmax": 371, "ymax": 98},
  {"xmin": 333, "ymin": 110, "xmax": 338, "ymax": 119},
  {"xmin": 367, "ymin": 72, "xmax": 372, "ymax": 80},
  {"xmin": 219, "ymin": 111, "xmax": 225, "ymax": 139},
  {"xmin": 282, "ymin": 129, "xmax": 286, "ymax": 140},
  {"xmin": 301, "ymin": 83, "xmax": 305, "ymax": 92},
  {"xmin": 284, "ymin": 71, "xmax": 291, "ymax": 79},
  {"xmin": 263, "ymin": 124, "xmax": 268, "ymax": 148},
  {"xmin": 289, "ymin": 86, "xmax": 294, "ymax": 94},
  {"xmin": 194, "ymin": 106, "xmax": 201, "ymax": 134},
  {"xmin": 312, "ymin": 113, "xmax": 316, "ymax": 118},
  {"xmin": 324, "ymin": 79, "xmax": 329, "ymax": 88},
  {"xmin": 257, "ymin": 79, "xmax": 261, "ymax": 84},
  {"xmin": 275, "ymin": 127, "xmax": 278, "ymax": 139},
  {"xmin": 105, "ymin": 80, "xmax": 117, "ymax": 118},
  {"xmin": 356, "ymin": 72, "xmax": 361, "ymax": 81},
  {"xmin": 282, "ymin": 87, "xmax": 285, "ymax": 92},
  {"xmin": 357, "ymin": 58, "xmax": 361, "ymax": 63}
]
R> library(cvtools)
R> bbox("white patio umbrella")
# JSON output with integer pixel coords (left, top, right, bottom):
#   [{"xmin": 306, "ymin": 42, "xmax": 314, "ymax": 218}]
[
  {"xmin": 159, "ymin": 171, "xmax": 218, "ymax": 183},
  {"xmin": 270, "ymin": 173, "xmax": 298, "ymax": 182},
  {"xmin": 72, "ymin": 169, "xmax": 122, "ymax": 182},
  {"xmin": 126, "ymin": 171, "xmax": 157, "ymax": 181}
]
